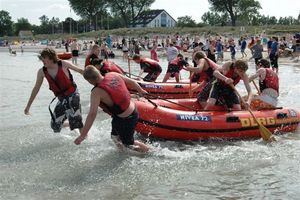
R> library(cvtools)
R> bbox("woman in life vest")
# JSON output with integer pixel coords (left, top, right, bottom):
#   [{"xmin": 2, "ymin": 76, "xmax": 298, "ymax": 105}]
[
  {"xmin": 162, "ymin": 54, "xmax": 189, "ymax": 83},
  {"xmin": 74, "ymin": 66, "xmax": 150, "ymax": 153},
  {"xmin": 184, "ymin": 51, "xmax": 219, "ymax": 108},
  {"xmin": 24, "ymin": 47, "xmax": 84, "ymax": 133},
  {"xmin": 204, "ymin": 59, "xmax": 253, "ymax": 111},
  {"xmin": 132, "ymin": 54, "xmax": 162, "ymax": 82},
  {"xmin": 249, "ymin": 59, "xmax": 279, "ymax": 108},
  {"xmin": 85, "ymin": 44, "xmax": 100, "ymax": 67}
]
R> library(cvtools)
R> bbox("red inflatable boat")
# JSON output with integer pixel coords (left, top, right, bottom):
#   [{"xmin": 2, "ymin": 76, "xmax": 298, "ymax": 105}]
[
  {"xmin": 134, "ymin": 98, "xmax": 300, "ymax": 141},
  {"xmin": 57, "ymin": 52, "xmax": 72, "ymax": 60}
]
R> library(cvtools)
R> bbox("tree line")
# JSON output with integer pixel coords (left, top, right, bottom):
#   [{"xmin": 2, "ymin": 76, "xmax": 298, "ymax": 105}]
[{"xmin": 1, "ymin": 0, "xmax": 299, "ymax": 37}]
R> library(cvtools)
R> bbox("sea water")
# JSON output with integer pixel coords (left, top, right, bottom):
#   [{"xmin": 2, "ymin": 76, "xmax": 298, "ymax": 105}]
[{"xmin": 0, "ymin": 51, "xmax": 300, "ymax": 200}]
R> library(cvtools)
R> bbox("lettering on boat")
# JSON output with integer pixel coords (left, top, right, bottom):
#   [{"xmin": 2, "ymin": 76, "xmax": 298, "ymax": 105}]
[
  {"xmin": 176, "ymin": 114, "xmax": 211, "ymax": 122},
  {"xmin": 141, "ymin": 84, "xmax": 162, "ymax": 89},
  {"xmin": 240, "ymin": 117, "xmax": 276, "ymax": 127}
]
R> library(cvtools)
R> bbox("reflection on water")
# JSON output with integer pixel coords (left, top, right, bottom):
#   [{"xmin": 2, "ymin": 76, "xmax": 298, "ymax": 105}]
[{"xmin": 0, "ymin": 52, "xmax": 300, "ymax": 200}]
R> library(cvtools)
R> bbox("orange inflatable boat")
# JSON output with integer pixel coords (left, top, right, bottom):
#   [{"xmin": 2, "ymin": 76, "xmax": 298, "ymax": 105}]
[
  {"xmin": 57, "ymin": 52, "xmax": 72, "ymax": 60},
  {"xmin": 134, "ymin": 98, "xmax": 300, "ymax": 141}
]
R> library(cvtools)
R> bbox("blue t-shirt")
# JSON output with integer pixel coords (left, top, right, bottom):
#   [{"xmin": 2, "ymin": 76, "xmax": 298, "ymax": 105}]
[
  {"xmin": 241, "ymin": 40, "xmax": 247, "ymax": 49},
  {"xmin": 267, "ymin": 40, "xmax": 273, "ymax": 48},
  {"xmin": 270, "ymin": 41, "xmax": 278, "ymax": 55}
]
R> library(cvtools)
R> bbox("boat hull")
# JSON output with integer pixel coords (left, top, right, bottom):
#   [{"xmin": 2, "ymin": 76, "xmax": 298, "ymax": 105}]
[{"xmin": 134, "ymin": 98, "xmax": 300, "ymax": 140}]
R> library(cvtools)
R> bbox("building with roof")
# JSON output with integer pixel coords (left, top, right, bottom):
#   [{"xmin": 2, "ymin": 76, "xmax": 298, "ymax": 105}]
[{"xmin": 130, "ymin": 9, "xmax": 176, "ymax": 28}]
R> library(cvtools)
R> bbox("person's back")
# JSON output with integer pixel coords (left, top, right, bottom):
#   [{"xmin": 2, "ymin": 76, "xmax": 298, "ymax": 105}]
[{"xmin": 166, "ymin": 44, "xmax": 179, "ymax": 62}]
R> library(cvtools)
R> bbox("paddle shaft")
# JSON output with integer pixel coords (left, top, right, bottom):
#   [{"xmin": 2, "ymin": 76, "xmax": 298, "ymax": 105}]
[{"xmin": 252, "ymin": 80, "xmax": 261, "ymax": 95}]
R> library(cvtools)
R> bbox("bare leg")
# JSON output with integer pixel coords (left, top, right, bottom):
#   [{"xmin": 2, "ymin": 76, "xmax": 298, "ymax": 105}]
[
  {"xmin": 204, "ymin": 98, "xmax": 217, "ymax": 111},
  {"xmin": 162, "ymin": 73, "xmax": 171, "ymax": 82}
]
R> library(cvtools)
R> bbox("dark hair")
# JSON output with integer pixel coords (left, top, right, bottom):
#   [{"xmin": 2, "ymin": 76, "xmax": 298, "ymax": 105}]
[
  {"xmin": 233, "ymin": 60, "xmax": 248, "ymax": 71},
  {"xmin": 257, "ymin": 59, "xmax": 270, "ymax": 68},
  {"xmin": 38, "ymin": 47, "xmax": 58, "ymax": 63},
  {"xmin": 132, "ymin": 54, "xmax": 141, "ymax": 60},
  {"xmin": 91, "ymin": 58, "xmax": 103, "ymax": 66}
]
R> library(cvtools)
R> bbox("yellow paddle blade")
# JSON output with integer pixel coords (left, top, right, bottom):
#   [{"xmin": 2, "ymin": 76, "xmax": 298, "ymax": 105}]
[{"xmin": 258, "ymin": 123, "xmax": 276, "ymax": 142}]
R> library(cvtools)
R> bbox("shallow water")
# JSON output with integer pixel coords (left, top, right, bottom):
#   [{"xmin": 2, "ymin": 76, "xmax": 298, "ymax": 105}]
[{"xmin": 0, "ymin": 51, "xmax": 300, "ymax": 200}]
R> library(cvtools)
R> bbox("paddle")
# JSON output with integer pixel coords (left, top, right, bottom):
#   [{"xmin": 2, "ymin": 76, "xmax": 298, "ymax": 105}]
[
  {"xmin": 135, "ymin": 92, "xmax": 198, "ymax": 112},
  {"xmin": 230, "ymin": 84, "xmax": 276, "ymax": 142},
  {"xmin": 128, "ymin": 58, "xmax": 131, "ymax": 78},
  {"xmin": 189, "ymin": 72, "xmax": 193, "ymax": 97},
  {"xmin": 252, "ymin": 80, "xmax": 261, "ymax": 95}
]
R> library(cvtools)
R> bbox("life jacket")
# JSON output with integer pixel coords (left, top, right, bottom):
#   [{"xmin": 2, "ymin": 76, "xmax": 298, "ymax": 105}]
[
  {"xmin": 96, "ymin": 73, "xmax": 131, "ymax": 115},
  {"xmin": 140, "ymin": 58, "xmax": 162, "ymax": 73},
  {"xmin": 100, "ymin": 60, "xmax": 124, "ymax": 75},
  {"xmin": 259, "ymin": 68, "xmax": 279, "ymax": 93},
  {"xmin": 197, "ymin": 58, "xmax": 218, "ymax": 82},
  {"xmin": 221, "ymin": 63, "xmax": 241, "ymax": 86},
  {"xmin": 43, "ymin": 60, "xmax": 76, "ymax": 97}
]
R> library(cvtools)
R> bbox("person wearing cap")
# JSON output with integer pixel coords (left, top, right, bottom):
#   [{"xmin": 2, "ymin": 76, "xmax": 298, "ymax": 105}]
[{"xmin": 249, "ymin": 59, "xmax": 279, "ymax": 108}]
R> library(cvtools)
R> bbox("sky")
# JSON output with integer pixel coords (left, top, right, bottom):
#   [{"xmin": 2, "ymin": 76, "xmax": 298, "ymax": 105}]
[{"xmin": 1, "ymin": 0, "xmax": 299, "ymax": 25}]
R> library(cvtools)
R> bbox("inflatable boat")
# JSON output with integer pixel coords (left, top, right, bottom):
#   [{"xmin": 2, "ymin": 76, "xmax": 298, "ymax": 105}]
[
  {"xmin": 134, "ymin": 98, "xmax": 300, "ymax": 141},
  {"xmin": 57, "ymin": 52, "xmax": 72, "ymax": 60}
]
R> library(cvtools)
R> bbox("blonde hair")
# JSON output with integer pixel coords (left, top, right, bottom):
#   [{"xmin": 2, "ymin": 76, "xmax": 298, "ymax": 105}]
[{"xmin": 83, "ymin": 65, "xmax": 100, "ymax": 81}]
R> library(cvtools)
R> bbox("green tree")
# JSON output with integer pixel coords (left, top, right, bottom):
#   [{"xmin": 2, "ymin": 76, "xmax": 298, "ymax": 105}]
[
  {"xmin": 68, "ymin": 0, "xmax": 108, "ymax": 31},
  {"xmin": 0, "ymin": 10, "xmax": 13, "ymax": 36},
  {"xmin": 208, "ymin": 0, "xmax": 261, "ymax": 26},
  {"xmin": 108, "ymin": 0, "xmax": 155, "ymax": 27},
  {"xmin": 201, "ymin": 11, "xmax": 228, "ymax": 26},
  {"xmin": 39, "ymin": 15, "xmax": 50, "ymax": 34},
  {"xmin": 14, "ymin": 18, "xmax": 31, "ymax": 35},
  {"xmin": 176, "ymin": 16, "xmax": 197, "ymax": 27}
]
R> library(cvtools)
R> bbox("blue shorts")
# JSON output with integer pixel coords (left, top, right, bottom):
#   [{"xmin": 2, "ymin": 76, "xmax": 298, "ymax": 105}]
[{"xmin": 111, "ymin": 109, "xmax": 138, "ymax": 146}]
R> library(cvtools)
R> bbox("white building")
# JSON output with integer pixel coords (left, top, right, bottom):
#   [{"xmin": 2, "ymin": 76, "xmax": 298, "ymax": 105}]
[{"xmin": 130, "ymin": 9, "xmax": 176, "ymax": 28}]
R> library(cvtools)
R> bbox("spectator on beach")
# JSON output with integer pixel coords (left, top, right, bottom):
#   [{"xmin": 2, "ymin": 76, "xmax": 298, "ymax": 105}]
[
  {"xmin": 74, "ymin": 66, "xmax": 150, "ymax": 153},
  {"xmin": 132, "ymin": 54, "xmax": 162, "ymax": 82},
  {"xmin": 150, "ymin": 42, "xmax": 159, "ymax": 62},
  {"xmin": 85, "ymin": 44, "xmax": 100, "ymax": 67},
  {"xmin": 70, "ymin": 39, "xmax": 79, "ymax": 65},
  {"xmin": 269, "ymin": 37, "xmax": 279, "ymax": 74},
  {"xmin": 24, "ymin": 47, "xmax": 84, "ymax": 133},
  {"xmin": 240, "ymin": 37, "xmax": 247, "ymax": 58},
  {"xmin": 249, "ymin": 59, "xmax": 279, "ymax": 108},
  {"xmin": 162, "ymin": 54, "xmax": 189, "ymax": 83},
  {"xmin": 216, "ymin": 39, "xmax": 224, "ymax": 62},
  {"xmin": 227, "ymin": 39, "xmax": 236, "ymax": 61},
  {"xmin": 250, "ymin": 39, "xmax": 264, "ymax": 69},
  {"xmin": 166, "ymin": 42, "xmax": 179, "ymax": 63}
]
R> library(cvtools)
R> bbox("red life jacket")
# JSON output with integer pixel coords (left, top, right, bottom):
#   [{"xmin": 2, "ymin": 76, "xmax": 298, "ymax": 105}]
[
  {"xmin": 43, "ymin": 60, "xmax": 76, "ymax": 97},
  {"xmin": 198, "ymin": 58, "xmax": 218, "ymax": 82},
  {"xmin": 221, "ymin": 63, "xmax": 241, "ymax": 86},
  {"xmin": 140, "ymin": 58, "xmax": 162, "ymax": 73},
  {"xmin": 259, "ymin": 68, "xmax": 279, "ymax": 93},
  {"xmin": 100, "ymin": 60, "xmax": 124, "ymax": 75},
  {"xmin": 96, "ymin": 73, "xmax": 131, "ymax": 115}
]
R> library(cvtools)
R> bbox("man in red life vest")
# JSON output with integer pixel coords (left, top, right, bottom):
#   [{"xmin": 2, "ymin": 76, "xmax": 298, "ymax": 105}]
[
  {"xmin": 205, "ymin": 60, "xmax": 253, "ymax": 111},
  {"xmin": 24, "ymin": 47, "xmax": 84, "ymax": 133},
  {"xmin": 162, "ymin": 54, "xmax": 189, "ymax": 83},
  {"xmin": 74, "ymin": 65, "xmax": 150, "ymax": 153},
  {"xmin": 91, "ymin": 58, "xmax": 125, "ymax": 76},
  {"xmin": 132, "ymin": 54, "xmax": 162, "ymax": 82},
  {"xmin": 249, "ymin": 59, "xmax": 279, "ymax": 108}
]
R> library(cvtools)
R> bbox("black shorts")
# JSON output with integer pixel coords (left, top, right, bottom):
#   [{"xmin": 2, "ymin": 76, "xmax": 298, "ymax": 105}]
[
  {"xmin": 269, "ymin": 54, "xmax": 278, "ymax": 69},
  {"xmin": 72, "ymin": 50, "xmax": 79, "ymax": 57},
  {"xmin": 143, "ymin": 71, "xmax": 161, "ymax": 82},
  {"xmin": 209, "ymin": 81, "xmax": 240, "ymax": 108},
  {"xmin": 111, "ymin": 109, "xmax": 139, "ymax": 146},
  {"xmin": 167, "ymin": 64, "xmax": 180, "ymax": 73},
  {"xmin": 197, "ymin": 80, "xmax": 213, "ymax": 102}
]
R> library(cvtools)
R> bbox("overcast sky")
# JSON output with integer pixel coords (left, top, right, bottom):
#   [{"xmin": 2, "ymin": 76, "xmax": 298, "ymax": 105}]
[{"xmin": 1, "ymin": 0, "xmax": 299, "ymax": 25}]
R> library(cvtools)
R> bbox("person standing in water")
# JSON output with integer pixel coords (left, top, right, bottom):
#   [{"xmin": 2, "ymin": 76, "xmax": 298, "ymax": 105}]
[
  {"xmin": 74, "ymin": 65, "xmax": 150, "ymax": 153},
  {"xmin": 24, "ymin": 47, "xmax": 84, "ymax": 133}
]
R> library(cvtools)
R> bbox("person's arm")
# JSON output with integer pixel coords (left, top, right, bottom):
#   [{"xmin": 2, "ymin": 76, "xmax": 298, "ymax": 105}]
[
  {"xmin": 24, "ymin": 69, "xmax": 44, "ymax": 115},
  {"xmin": 242, "ymin": 74, "xmax": 253, "ymax": 107},
  {"xmin": 120, "ymin": 73, "xmax": 147, "ymax": 94},
  {"xmin": 62, "ymin": 60, "xmax": 84, "ymax": 74},
  {"xmin": 249, "ymin": 68, "xmax": 265, "ymax": 82},
  {"xmin": 213, "ymin": 62, "xmax": 234, "ymax": 85},
  {"xmin": 74, "ymin": 89, "xmax": 101, "ymax": 145},
  {"xmin": 184, "ymin": 58, "xmax": 205, "ymax": 72}
]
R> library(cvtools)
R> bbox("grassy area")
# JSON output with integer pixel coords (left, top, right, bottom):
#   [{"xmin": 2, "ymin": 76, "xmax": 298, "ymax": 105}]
[{"xmin": 1, "ymin": 25, "xmax": 299, "ymax": 41}]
